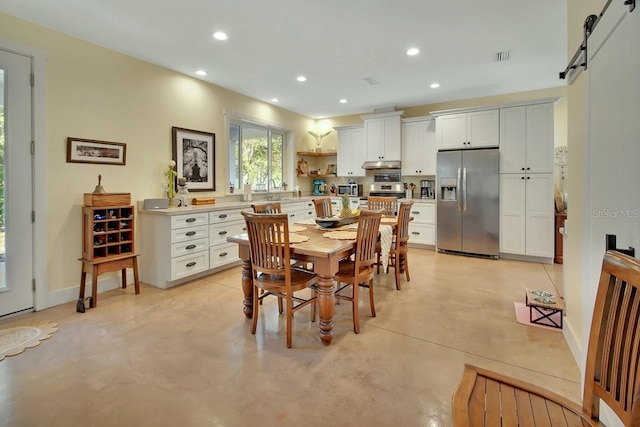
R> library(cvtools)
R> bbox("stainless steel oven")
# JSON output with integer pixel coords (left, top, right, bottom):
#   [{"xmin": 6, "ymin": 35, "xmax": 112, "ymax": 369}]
[{"xmin": 363, "ymin": 170, "xmax": 405, "ymax": 214}]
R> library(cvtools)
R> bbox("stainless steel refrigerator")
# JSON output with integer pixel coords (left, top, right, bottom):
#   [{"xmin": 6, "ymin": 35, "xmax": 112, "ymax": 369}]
[{"xmin": 437, "ymin": 148, "xmax": 499, "ymax": 257}]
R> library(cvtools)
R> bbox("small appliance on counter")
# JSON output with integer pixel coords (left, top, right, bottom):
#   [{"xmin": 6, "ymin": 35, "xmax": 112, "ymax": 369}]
[
  {"xmin": 337, "ymin": 183, "xmax": 363, "ymax": 196},
  {"xmin": 313, "ymin": 178, "xmax": 327, "ymax": 195},
  {"xmin": 420, "ymin": 180, "xmax": 435, "ymax": 199}
]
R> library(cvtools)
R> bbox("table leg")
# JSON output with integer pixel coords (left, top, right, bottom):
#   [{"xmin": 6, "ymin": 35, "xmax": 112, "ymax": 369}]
[
  {"xmin": 80, "ymin": 270, "xmax": 87, "ymax": 300},
  {"xmin": 132, "ymin": 257, "xmax": 140, "ymax": 295},
  {"xmin": 241, "ymin": 258, "xmax": 254, "ymax": 319},
  {"xmin": 121, "ymin": 268, "xmax": 127, "ymax": 289},
  {"xmin": 317, "ymin": 274, "xmax": 335, "ymax": 346},
  {"xmin": 91, "ymin": 265, "xmax": 98, "ymax": 308}
]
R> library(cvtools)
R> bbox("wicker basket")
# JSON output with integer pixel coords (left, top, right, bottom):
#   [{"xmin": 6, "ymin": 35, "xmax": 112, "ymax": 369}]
[{"xmin": 84, "ymin": 193, "xmax": 131, "ymax": 207}]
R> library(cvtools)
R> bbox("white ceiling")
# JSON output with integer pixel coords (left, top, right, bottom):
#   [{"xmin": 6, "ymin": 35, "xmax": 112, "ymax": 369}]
[{"xmin": 0, "ymin": 0, "xmax": 568, "ymax": 118}]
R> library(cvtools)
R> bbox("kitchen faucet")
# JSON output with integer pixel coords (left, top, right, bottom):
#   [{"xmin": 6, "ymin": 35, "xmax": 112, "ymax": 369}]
[{"xmin": 266, "ymin": 178, "xmax": 279, "ymax": 200}]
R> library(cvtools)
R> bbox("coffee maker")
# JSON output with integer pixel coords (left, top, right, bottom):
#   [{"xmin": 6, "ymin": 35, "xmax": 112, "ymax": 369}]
[
  {"xmin": 420, "ymin": 179, "xmax": 435, "ymax": 199},
  {"xmin": 313, "ymin": 178, "xmax": 327, "ymax": 195}
]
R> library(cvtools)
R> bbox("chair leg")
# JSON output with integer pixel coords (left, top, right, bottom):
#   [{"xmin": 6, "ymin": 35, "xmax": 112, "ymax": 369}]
[
  {"xmin": 404, "ymin": 253, "xmax": 410, "ymax": 281},
  {"xmin": 376, "ymin": 252, "xmax": 381, "ymax": 274},
  {"xmin": 278, "ymin": 296, "xmax": 284, "ymax": 314},
  {"xmin": 286, "ymin": 295, "xmax": 293, "ymax": 348},
  {"xmin": 252, "ymin": 286, "xmax": 259, "ymax": 334},
  {"xmin": 395, "ymin": 261, "xmax": 401, "ymax": 290},
  {"xmin": 353, "ymin": 283, "xmax": 360, "ymax": 334},
  {"xmin": 368, "ymin": 278, "xmax": 376, "ymax": 317}
]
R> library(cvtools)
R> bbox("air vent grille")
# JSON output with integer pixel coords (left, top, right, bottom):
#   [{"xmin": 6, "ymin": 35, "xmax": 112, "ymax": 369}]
[
  {"xmin": 493, "ymin": 51, "xmax": 511, "ymax": 62},
  {"xmin": 362, "ymin": 76, "xmax": 380, "ymax": 86}
]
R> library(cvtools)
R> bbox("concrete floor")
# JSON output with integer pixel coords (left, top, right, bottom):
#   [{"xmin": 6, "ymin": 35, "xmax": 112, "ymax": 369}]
[{"xmin": 0, "ymin": 249, "xmax": 579, "ymax": 427}]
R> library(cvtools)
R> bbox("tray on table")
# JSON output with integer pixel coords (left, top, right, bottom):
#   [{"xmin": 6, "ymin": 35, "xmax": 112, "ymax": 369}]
[{"xmin": 315, "ymin": 216, "xmax": 359, "ymax": 228}]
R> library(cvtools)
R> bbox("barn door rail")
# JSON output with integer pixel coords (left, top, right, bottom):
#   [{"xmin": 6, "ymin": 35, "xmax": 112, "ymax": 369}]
[{"xmin": 559, "ymin": 0, "xmax": 635, "ymax": 81}]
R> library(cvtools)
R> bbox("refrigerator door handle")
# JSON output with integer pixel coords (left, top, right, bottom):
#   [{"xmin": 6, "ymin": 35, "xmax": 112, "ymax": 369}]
[
  {"xmin": 456, "ymin": 167, "xmax": 462, "ymax": 211},
  {"xmin": 462, "ymin": 167, "xmax": 467, "ymax": 212}
]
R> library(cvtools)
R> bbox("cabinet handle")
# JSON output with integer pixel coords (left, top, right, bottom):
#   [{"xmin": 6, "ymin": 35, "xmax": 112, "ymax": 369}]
[
  {"xmin": 186, "ymin": 262, "xmax": 197, "ymax": 267},
  {"xmin": 521, "ymin": 167, "xmax": 525, "ymax": 170},
  {"xmin": 521, "ymin": 176, "xmax": 525, "ymax": 179},
  {"xmin": 411, "ymin": 231, "xmax": 420, "ymax": 235},
  {"xmin": 243, "ymin": 227, "xmax": 247, "ymax": 231},
  {"xmin": 526, "ymin": 167, "xmax": 530, "ymax": 170},
  {"xmin": 218, "ymin": 231, "xmax": 227, "ymax": 235},
  {"xmin": 185, "ymin": 244, "xmax": 197, "ymax": 250},
  {"xmin": 186, "ymin": 231, "xmax": 196, "ymax": 236},
  {"xmin": 411, "ymin": 211, "xmax": 420, "ymax": 214},
  {"xmin": 527, "ymin": 176, "xmax": 530, "ymax": 179},
  {"xmin": 186, "ymin": 218, "xmax": 197, "ymax": 223},
  {"xmin": 219, "ymin": 252, "xmax": 228, "ymax": 257},
  {"xmin": 218, "ymin": 214, "xmax": 228, "ymax": 219}
]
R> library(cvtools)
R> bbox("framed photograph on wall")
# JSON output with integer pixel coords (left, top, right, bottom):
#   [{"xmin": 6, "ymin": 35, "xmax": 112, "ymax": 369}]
[
  {"xmin": 66, "ymin": 137, "xmax": 126, "ymax": 165},
  {"xmin": 171, "ymin": 126, "xmax": 215, "ymax": 191}
]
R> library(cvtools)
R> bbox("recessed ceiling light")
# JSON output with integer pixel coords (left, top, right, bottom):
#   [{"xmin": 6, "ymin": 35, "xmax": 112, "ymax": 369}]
[
  {"xmin": 271, "ymin": 98, "xmax": 279, "ymax": 103},
  {"xmin": 317, "ymin": 116, "xmax": 325, "ymax": 119},
  {"xmin": 407, "ymin": 48, "xmax": 420, "ymax": 56},
  {"xmin": 296, "ymin": 76, "xmax": 307, "ymax": 82},
  {"xmin": 213, "ymin": 31, "xmax": 228, "ymax": 40},
  {"xmin": 195, "ymin": 70, "xmax": 207, "ymax": 76},
  {"xmin": 339, "ymin": 99, "xmax": 348, "ymax": 104},
  {"xmin": 430, "ymin": 83, "xmax": 440, "ymax": 89}
]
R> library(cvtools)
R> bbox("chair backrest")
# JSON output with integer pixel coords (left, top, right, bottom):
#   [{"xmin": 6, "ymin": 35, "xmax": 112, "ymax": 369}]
[
  {"xmin": 241, "ymin": 211, "xmax": 291, "ymax": 280},
  {"xmin": 353, "ymin": 209, "xmax": 383, "ymax": 272},
  {"xmin": 367, "ymin": 196, "xmax": 396, "ymax": 216},
  {"xmin": 395, "ymin": 201, "xmax": 414, "ymax": 247},
  {"xmin": 312, "ymin": 197, "xmax": 332, "ymax": 217},
  {"xmin": 251, "ymin": 202, "xmax": 282, "ymax": 214},
  {"xmin": 582, "ymin": 250, "xmax": 640, "ymax": 425}
]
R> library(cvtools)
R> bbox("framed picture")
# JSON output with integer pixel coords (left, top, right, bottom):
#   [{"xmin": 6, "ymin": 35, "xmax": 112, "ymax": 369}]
[
  {"xmin": 172, "ymin": 127, "xmax": 215, "ymax": 191},
  {"xmin": 66, "ymin": 138, "xmax": 126, "ymax": 165}
]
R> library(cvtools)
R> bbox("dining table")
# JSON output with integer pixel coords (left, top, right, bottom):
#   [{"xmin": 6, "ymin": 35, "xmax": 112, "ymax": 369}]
[{"xmin": 227, "ymin": 216, "xmax": 399, "ymax": 346}]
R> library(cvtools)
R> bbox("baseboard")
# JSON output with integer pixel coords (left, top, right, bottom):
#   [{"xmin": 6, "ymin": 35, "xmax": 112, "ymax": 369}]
[
  {"xmin": 46, "ymin": 270, "xmax": 136, "ymax": 308},
  {"xmin": 499, "ymin": 252, "xmax": 554, "ymax": 264}
]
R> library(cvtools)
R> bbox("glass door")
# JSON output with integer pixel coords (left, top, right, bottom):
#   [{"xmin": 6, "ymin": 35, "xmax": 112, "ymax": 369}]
[{"xmin": 0, "ymin": 49, "xmax": 34, "ymax": 317}]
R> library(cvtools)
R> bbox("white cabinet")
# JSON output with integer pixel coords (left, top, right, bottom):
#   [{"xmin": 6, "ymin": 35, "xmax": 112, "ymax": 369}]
[
  {"xmin": 209, "ymin": 208, "xmax": 245, "ymax": 269},
  {"xmin": 402, "ymin": 118, "xmax": 436, "ymax": 176},
  {"xmin": 500, "ymin": 174, "xmax": 554, "ymax": 258},
  {"xmin": 500, "ymin": 103, "xmax": 554, "ymax": 174},
  {"xmin": 363, "ymin": 112, "xmax": 403, "ymax": 161},
  {"xmin": 435, "ymin": 109, "xmax": 499, "ymax": 150},
  {"xmin": 283, "ymin": 201, "xmax": 315, "ymax": 225},
  {"xmin": 336, "ymin": 125, "xmax": 366, "ymax": 177},
  {"xmin": 330, "ymin": 197, "xmax": 360, "ymax": 215},
  {"xmin": 140, "ymin": 211, "xmax": 210, "ymax": 288},
  {"xmin": 407, "ymin": 202, "xmax": 436, "ymax": 246}
]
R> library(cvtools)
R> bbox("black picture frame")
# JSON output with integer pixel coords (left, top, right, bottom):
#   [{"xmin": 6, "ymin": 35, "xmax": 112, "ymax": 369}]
[{"xmin": 171, "ymin": 127, "xmax": 215, "ymax": 191}]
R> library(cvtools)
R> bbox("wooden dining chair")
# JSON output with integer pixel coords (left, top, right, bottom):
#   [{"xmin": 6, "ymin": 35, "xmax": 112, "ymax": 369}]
[
  {"xmin": 333, "ymin": 209, "xmax": 383, "ymax": 334},
  {"xmin": 377, "ymin": 201, "xmax": 413, "ymax": 290},
  {"xmin": 453, "ymin": 250, "xmax": 640, "ymax": 426},
  {"xmin": 251, "ymin": 202, "xmax": 281, "ymax": 214},
  {"xmin": 241, "ymin": 211, "xmax": 318, "ymax": 348},
  {"xmin": 312, "ymin": 197, "xmax": 332, "ymax": 217},
  {"xmin": 367, "ymin": 196, "xmax": 396, "ymax": 216}
]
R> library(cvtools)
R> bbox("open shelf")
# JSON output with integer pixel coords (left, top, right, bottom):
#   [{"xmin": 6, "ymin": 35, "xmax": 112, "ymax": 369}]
[{"xmin": 296, "ymin": 151, "xmax": 337, "ymax": 157}]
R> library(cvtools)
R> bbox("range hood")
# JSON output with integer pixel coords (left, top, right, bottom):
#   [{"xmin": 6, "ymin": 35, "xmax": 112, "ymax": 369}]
[{"xmin": 361, "ymin": 160, "xmax": 402, "ymax": 170}]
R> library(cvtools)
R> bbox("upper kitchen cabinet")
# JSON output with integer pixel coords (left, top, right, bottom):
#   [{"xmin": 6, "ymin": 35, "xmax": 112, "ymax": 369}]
[
  {"xmin": 435, "ymin": 109, "xmax": 499, "ymax": 150},
  {"xmin": 335, "ymin": 125, "xmax": 366, "ymax": 177},
  {"xmin": 362, "ymin": 111, "xmax": 404, "ymax": 161},
  {"xmin": 500, "ymin": 103, "xmax": 554, "ymax": 174},
  {"xmin": 401, "ymin": 117, "xmax": 436, "ymax": 176}
]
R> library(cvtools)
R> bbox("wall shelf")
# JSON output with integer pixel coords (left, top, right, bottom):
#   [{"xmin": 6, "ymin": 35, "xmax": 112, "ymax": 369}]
[{"xmin": 296, "ymin": 151, "xmax": 337, "ymax": 157}]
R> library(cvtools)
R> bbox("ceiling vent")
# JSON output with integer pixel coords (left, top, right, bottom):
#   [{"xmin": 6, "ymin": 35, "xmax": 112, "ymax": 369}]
[
  {"xmin": 362, "ymin": 76, "xmax": 380, "ymax": 86},
  {"xmin": 493, "ymin": 50, "xmax": 511, "ymax": 62}
]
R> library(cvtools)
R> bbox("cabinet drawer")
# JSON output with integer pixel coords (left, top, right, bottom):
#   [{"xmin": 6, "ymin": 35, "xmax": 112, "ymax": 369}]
[
  {"xmin": 409, "ymin": 223, "xmax": 435, "ymax": 245},
  {"xmin": 171, "ymin": 238, "xmax": 209, "ymax": 258},
  {"xmin": 209, "ymin": 208, "xmax": 243, "ymax": 224},
  {"xmin": 210, "ymin": 242, "xmax": 240, "ymax": 269},
  {"xmin": 170, "ymin": 251, "xmax": 210, "ymax": 281},
  {"xmin": 171, "ymin": 212, "xmax": 208, "ymax": 230},
  {"xmin": 171, "ymin": 225, "xmax": 209, "ymax": 244},
  {"xmin": 409, "ymin": 203, "xmax": 435, "ymax": 223},
  {"xmin": 209, "ymin": 220, "xmax": 247, "ymax": 246}
]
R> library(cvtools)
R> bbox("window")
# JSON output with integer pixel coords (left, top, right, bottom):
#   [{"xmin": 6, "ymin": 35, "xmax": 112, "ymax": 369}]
[{"xmin": 229, "ymin": 122, "xmax": 284, "ymax": 193}]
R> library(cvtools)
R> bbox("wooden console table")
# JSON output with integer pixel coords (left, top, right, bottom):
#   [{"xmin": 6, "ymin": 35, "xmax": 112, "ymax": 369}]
[
  {"xmin": 79, "ymin": 253, "xmax": 140, "ymax": 308},
  {"xmin": 554, "ymin": 212, "xmax": 567, "ymax": 264}
]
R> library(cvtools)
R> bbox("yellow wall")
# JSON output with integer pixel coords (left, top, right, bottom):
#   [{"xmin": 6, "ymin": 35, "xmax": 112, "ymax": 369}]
[{"xmin": 0, "ymin": 12, "xmax": 315, "ymax": 295}]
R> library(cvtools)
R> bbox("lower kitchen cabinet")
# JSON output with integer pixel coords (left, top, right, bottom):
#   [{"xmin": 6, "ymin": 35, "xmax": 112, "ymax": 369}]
[
  {"xmin": 407, "ymin": 201, "xmax": 436, "ymax": 247},
  {"xmin": 282, "ymin": 200, "xmax": 315, "ymax": 224},
  {"xmin": 500, "ymin": 174, "xmax": 554, "ymax": 259}
]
